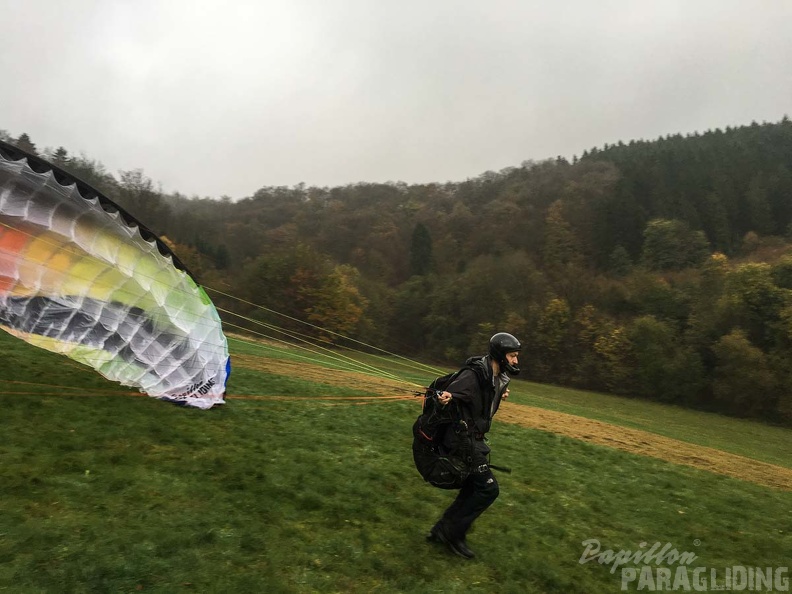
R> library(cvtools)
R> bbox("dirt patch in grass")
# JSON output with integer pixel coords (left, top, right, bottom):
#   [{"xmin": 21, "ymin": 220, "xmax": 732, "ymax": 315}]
[{"xmin": 232, "ymin": 354, "xmax": 792, "ymax": 491}]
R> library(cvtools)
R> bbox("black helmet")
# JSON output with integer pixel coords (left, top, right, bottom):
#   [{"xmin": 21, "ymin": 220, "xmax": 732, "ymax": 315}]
[{"xmin": 489, "ymin": 332, "xmax": 521, "ymax": 375}]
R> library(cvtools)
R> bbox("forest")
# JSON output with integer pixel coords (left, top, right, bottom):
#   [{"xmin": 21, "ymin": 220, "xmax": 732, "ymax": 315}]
[{"xmin": 3, "ymin": 117, "xmax": 792, "ymax": 425}]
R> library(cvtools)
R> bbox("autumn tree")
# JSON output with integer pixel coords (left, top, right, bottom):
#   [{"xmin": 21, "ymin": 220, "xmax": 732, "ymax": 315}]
[
  {"xmin": 531, "ymin": 298, "xmax": 572, "ymax": 381},
  {"xmin": 626, "ymin": 315, "xmax": 705, "ymax": 403},
  {"xmin": 569, "ymin": 304, "xmax": 613, "ymax": 389},
  {"xmin": 608, "ymin": 246, "xmax": 632, "ymax": 276},
  {"xmin": 712, "ymin": 330, "xmax": 777, "ymax": 417},
  {"xmin": 771, "ymin": 255, "xmax": 792, "ymax": 289},
  {"xmin": 591, "ymin": 326, "xmax": 633, "ymax": 393},
  {"xmin": 240, "ymin": 244, "xmax": 328, "ymax": 327},
  {"xmin": 303, "ymin": 264, "xmax": 368, "ymax": 339},
  {"xmin": 722, "ymin": 262, "xmax": 792, "ymax": 349},
  {"xmin": 640, "ymin": 218, "xmax": 710, "ymax": 271}
]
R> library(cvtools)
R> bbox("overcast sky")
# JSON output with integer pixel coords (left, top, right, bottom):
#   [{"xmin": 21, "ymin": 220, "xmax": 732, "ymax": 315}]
[{"xmin": 2, "ymin": 1, "xmax": 791, "ymax": 199}]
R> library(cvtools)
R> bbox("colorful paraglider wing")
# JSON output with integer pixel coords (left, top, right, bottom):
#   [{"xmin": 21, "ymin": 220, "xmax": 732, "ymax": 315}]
[{"xmin": 0, "ymin": 140, "xmax": 229, "ymax": 409}]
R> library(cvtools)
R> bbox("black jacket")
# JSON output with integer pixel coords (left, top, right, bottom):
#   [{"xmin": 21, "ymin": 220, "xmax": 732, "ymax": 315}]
[{"xmin": 445, "ymin": 355, "xmax": 511, "ymax": 452}]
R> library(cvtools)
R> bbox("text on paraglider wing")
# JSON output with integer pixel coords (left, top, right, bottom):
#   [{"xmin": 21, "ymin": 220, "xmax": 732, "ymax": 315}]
[{"xmin": 174, "ymin": 378, "xmax": 216, "ymax": 399}]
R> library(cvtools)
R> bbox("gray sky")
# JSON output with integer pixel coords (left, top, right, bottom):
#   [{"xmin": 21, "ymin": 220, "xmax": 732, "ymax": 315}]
[{"xmin": 2, "ymin": 1, "xmax": 791, "ymax": 199}]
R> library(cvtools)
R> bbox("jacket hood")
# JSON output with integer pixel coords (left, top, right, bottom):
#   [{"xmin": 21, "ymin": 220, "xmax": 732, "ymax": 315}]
[{"xmin": 465, "ymin": 355, "xmax": 492, "ymax": 383}]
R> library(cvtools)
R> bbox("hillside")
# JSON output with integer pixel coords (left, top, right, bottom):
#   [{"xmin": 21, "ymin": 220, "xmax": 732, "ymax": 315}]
[{"xmin": 4, "ymin": 119, "xmax": 792, "ymax": 425}]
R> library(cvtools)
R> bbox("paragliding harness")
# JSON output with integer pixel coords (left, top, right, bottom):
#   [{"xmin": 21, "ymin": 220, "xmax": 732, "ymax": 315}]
[{"xmin": 412, "ymin": 368, "xmax": 478, "ymax": 489}]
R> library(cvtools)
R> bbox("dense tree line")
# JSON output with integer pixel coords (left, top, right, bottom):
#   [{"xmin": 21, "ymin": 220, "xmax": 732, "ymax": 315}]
[{"xmin": 4, "ymin": 118, "xmax": 792, "ymax": 424}]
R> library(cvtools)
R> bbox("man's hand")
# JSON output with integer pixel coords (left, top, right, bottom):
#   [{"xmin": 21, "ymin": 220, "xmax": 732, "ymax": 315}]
[
  {"xmin": 502, "ymin": 388, "xmax": 510, "ymax": 401},
  {"xmin": 438, "ymin": 391, "xmax": 452, "ymax": 406}
]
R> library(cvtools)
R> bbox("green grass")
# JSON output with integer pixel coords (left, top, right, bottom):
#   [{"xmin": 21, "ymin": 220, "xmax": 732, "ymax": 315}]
[{"xmin": 1, "ymin": 331, "xmax": 792, "ymax": 593}]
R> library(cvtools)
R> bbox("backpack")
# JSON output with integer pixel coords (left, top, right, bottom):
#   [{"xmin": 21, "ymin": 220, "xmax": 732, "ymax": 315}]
[{"xmin": 412, "ymin": 369, "xmax": 477, "ymax": 489}]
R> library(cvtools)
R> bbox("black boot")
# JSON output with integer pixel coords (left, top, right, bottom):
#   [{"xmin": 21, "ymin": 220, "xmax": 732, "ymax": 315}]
[{"xmin": 431, "ymin": 523, "xmax": 475, "ymax": 559}]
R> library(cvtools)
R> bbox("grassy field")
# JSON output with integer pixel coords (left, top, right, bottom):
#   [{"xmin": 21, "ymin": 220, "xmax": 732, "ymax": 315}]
[{"xmin": 1, "ymin": 332, "xmax": 791, "ymax": 593}]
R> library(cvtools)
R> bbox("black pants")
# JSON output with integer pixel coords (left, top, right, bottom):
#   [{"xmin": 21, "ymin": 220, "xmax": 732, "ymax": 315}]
[{"xmin": 439, "ymin": 453, "xmax": 499, "ymax": 540}]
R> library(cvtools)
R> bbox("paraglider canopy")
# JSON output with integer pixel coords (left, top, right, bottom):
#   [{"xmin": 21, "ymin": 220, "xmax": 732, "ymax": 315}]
[{"xmin": 0, "ymin": 139, "xmax": 229, "ymax": 409}]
